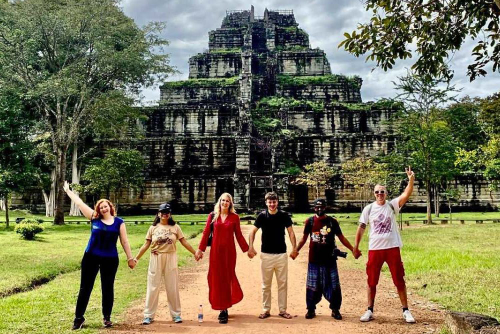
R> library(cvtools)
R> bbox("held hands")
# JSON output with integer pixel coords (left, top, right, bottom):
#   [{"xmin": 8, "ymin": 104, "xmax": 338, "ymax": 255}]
[
  {"xmin": 195, "ymin": 249, "xmax": 203, "ymax": 261},
  {"xmin": 290, "ymin": 249, "xmax": 299, "ymax": 260},
  {"xmin": 247, "ymin": 247, "xmax": 257, "ymax": 259},
  {"xmin": 127, "ymin": 258, "xmax": 136, "ymax": 269},
  {"xmin": 406, "ymin": 166, "xmax": 415, "ymax": 181},
  {"xmin": 353, "ymin": 248, "xmax": 362, "ymax": 259}
]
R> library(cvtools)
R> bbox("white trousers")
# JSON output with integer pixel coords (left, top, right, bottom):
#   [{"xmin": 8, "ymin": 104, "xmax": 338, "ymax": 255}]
[
  {"xmin": 144, "ymin": 252, "xmax": 181, "ymax": 319},
  {"xmin": 261, "ymin": 252, "xmax": 288, "ymax": 313}
]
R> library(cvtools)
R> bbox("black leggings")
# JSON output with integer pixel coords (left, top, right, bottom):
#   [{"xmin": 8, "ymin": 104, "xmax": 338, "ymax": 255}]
[{"xmin": 75, "ymin": 252, "xmax": 119, "ymax": 319}]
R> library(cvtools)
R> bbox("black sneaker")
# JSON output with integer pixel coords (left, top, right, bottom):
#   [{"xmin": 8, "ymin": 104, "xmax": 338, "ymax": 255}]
[
  {"xmin": 72, "ymin": 317, "xmax": 85, "ymax": 330},
  {"xmin": 103, "ymin": 318, "xmax": 113, "ymax": 328},
  {"xmin": 219, "ymin": 310, "xmax": 228, "ymax": 324},
  {"xmin": 332, "ymin": 309, "xmax": 342, "ymax": 320},
  {"xmin": 305, "ymin": 310, "xmax": 316, "ymax": 319}
]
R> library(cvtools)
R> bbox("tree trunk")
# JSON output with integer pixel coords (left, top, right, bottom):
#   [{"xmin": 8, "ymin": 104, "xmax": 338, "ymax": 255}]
[
  {"xmin": 53, "ymin": 146, "xmax": 68, "ymax": 225},
  {"xmin": 434, "ymin": 185, "xmax": 440, "ymax": 217},
  {"xmin": 449, "ymin": 199, "xmax": 452, "ymax": 224},
  {"xmin": 69, "ymin": 144, "xmax": 82, "ymax": 216},
  {"xmin": 426, "ymin": 181, "xmax": 432, "ymax": 224},
  {"xmin": 5, "ymin": 195, "xmax": 9, "ymax": 228},
  {"xmin": 42, "ymin": 169, "xmax": 56, "ymax": 217}
]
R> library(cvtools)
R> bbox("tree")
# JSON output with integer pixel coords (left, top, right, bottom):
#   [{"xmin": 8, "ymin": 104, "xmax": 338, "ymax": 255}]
[
  {"xmin": 340, "ymin": 157, "xmax": 399, "ymax": 211},
  {"xmin": 294, "ymin": 161, "xmax": 336, "ymax": 199},
  {"xmin": 0, "ymin": 90, "xmax": 40, "ymax": 227},
  {"xmin": 80, "ymin": 148, "xmax": 146, "ymax": 209},
  {"xmin": 339, "ymin": 0, "xmax": 500, "ymax": 81},
  {"xmin": 393, "ymin": 72, "xmax": 459, "ymax": 223},
  {"xmin": 0, "ymin": 0, "xmax": 174, "ymax": 224}
]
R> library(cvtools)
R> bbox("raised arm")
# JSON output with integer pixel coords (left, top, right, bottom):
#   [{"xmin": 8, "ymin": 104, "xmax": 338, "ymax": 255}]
[
  {"xmin": 63, "ymin": 181, "xmax": 94, "ymax": 220},
  {"xmin": 399, "ymin": 166, "xmax": 415, "ymax": 208}
]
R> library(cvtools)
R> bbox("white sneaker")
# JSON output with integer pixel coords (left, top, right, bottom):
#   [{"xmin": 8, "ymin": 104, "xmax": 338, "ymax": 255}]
[
  {"xmin": 360, "ymin": 309, "xmax": 374, "ymax": 322},
  {"xmin": 403, "ymin": 310, "xmax": 416, "ymax": 323}
]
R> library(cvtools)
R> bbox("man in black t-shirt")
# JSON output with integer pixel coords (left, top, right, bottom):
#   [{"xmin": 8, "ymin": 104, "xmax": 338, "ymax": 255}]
[
  {"xmin": 295, "ymin": 199, "xmax": 355, "ymax": 320},
  {"xmin": 248, "ymin": 192, "xmax": 297, "ymax": 320}
]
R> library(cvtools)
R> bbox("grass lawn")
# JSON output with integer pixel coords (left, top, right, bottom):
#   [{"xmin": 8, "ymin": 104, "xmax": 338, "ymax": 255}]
[
  {"xmin": 0, "ymin": 210, "xmax": 499, "ymax": 334},
  {"xmin": 0, "ymin": 221, "xmax": 204, "ymax": 334}
]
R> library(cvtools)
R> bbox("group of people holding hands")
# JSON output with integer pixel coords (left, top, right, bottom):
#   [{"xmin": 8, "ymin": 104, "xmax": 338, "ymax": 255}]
[{"xmin": 64, "ymin": 167, "xmax": 416, "ymax": 330}]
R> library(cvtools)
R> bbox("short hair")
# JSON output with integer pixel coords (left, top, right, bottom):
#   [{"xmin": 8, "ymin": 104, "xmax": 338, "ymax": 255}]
[{"xmin": 265, "ymin": 192, "xmax": 278, "ymax": 201}]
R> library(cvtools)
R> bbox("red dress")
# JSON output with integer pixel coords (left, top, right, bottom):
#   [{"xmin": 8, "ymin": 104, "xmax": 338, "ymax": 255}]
[{"xmin": 199, "ymin": 212, "xmax": 249, "ymax": 310}]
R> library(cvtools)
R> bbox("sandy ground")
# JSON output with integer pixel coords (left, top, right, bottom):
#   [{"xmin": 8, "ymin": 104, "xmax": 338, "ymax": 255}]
[{"xmin": 110, "ymin": 225, "xmax": 444, "ymax": 334}]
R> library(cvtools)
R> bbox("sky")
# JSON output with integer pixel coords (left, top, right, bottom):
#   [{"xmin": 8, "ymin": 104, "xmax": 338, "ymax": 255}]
[{"xmin": 121, "ymin": 0, "xmax": 499, "ymax": 105}]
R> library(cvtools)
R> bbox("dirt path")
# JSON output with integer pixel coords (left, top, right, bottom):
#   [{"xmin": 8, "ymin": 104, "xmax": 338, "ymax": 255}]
[{"xmin": 112, "ymin": 226, "xmax": 444, "ymax": 334}]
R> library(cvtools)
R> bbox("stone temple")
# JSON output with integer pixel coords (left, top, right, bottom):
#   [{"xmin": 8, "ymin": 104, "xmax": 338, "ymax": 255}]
[
  {"xmin": 130, "ymin": 7, "xmax": 401, "ymax": 212},
  {"xmin": 14, "ymin": 7, "xmax": 492, "ymax": 213}
]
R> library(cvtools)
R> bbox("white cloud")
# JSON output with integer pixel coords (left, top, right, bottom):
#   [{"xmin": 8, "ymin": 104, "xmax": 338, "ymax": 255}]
[{"xmin": 122, "ymin": 0, "xmax": 500, "ymax": 105}]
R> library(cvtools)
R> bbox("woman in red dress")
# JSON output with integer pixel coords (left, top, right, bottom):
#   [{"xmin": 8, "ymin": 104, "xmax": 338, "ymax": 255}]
[{"xmin": 196, "ymin": 193, "xmax": 249, "ymax": 324}]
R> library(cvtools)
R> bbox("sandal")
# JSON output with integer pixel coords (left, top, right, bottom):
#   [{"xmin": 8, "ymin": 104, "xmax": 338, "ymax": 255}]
[
  {"xmin": 258, "ymin": 312, "xmax": 271, "ymax": 319},
  {"xmin": 279, "ymin": 312, "xmax": 293, "ymax": 319}
]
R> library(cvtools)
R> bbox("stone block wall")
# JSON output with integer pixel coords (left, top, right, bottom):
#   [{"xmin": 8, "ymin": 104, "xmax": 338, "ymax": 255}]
[
  {"xmin": 189, "ymin": 53, "xmax": 242, "ymax": 78},
  {"xmin": 160, "ymin": 85, "xmax": 239, "ymax": 104},
  {"xmin": 278, "ymin": 81, "xmax": 362, "ymax": 103},
  {"xmin": 278, "ymin": 50, "xmax": 331, "ymax": 75}
]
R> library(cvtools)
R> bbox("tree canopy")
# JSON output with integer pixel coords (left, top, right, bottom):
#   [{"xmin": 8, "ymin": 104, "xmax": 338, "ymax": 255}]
[
  {"xmin": 0, "ymin": 0, "xmax": 174, "ymax": 223},
  {"xmin": 340, "ymin": 0, "xmax": 500, "ymax": 81}
]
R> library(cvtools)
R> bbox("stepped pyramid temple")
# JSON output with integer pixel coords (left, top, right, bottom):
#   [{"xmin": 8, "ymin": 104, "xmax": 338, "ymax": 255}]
[
  {"xmin": 14, "ymin": 7, "xmax": 498, "ymax": 213},
  {"xmin": 132, "ymin": 7, "xmax": 400, "ymax": 212}
]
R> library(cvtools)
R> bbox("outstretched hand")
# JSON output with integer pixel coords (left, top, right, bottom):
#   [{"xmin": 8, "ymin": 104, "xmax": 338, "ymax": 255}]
[
  {"xmin": 63, "ymin": 181, "xmax": 70, "ymax": 192},
  {"xmin": 406, "ymin": 166, "xmax": 415, "ymax": 181}
]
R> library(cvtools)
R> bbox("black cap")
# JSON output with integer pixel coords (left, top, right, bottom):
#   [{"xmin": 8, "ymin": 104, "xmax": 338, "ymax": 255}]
[
  {"xmin": 158, "ymin": 203, "xmax": 171, "ymax": 213},
  {"xmin": 313, "ymin": 199, "xmax": 326, "ymax": 207}
]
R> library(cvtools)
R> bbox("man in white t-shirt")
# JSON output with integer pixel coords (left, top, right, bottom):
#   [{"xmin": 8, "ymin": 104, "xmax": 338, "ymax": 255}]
[{"xmin": 353, "ymin": 167, "xmax": 416, "ymax": 323}]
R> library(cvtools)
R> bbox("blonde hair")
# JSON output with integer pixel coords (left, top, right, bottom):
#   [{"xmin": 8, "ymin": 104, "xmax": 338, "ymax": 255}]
[
  {"xmin": 92, "ymin": 199, "xmax": 116, "ymax": 219},
  {"xmin": 212, "ymin": 192, "xmax": 236, "ymax": 222}
]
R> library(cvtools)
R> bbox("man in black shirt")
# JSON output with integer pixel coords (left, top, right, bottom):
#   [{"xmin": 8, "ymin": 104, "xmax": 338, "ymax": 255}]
[
  {"xmin": 248, "ymin": 192, "xmax": 297, "ymax": 320},
  {"xmin": 295, "ymin": 199, "xmax": 355, "ymax": 320}
]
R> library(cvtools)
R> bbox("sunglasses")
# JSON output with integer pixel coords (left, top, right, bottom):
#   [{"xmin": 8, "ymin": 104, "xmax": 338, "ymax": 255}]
[{"xmin": 374, "ymin": 190, "xmax": 386, "ymax": 194}]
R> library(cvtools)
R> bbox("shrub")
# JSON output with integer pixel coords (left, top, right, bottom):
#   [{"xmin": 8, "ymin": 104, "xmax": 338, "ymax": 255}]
[{"xmin": 14, "ymin": 219, "xmax": 44, "ymax": 240}]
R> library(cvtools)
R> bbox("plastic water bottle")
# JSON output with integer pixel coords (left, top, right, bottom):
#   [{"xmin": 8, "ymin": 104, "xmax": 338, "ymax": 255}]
[{"xmin": 198, "ymin": 304, "xmax": 203, "ymax": 323}]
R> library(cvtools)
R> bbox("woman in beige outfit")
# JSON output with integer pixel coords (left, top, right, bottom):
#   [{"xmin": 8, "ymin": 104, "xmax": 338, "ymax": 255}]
[{"xmin": 134, "ymin": 203, "xmax": 197, "ymax": 325}]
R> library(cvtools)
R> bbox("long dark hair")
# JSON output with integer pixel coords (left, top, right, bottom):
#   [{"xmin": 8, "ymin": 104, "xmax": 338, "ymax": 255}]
[{"xmin": 153, "ymin": 214, "xmax": 176, "ymax": 226}]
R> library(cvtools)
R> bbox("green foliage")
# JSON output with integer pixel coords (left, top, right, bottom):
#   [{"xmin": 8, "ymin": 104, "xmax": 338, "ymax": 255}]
[
  {"xmin": 257, "ymin": 96, "xmax": 324, "ymax": 112},
  {"xmin": 162, "ymin": 76, "xmax": 239, "ymax": 89},
  {"xmin": 339, "ymin": 0, "xmax": 500, "ymax": 81},
  {"xmin": 14, "ymin": 219, "xmax": 44, "ymax": 240},
  {"xmin": 209, "ymin": 48, "xmax": 242, "ymax": 54},
  {"xmin": 0, "ymin": 0, "xmax": 175, "ymax": 223},
  {"xmin": 294, "ymin": 161, "xmax": 337, "ymax": 198},
  {"xmin": 81, "ymin": 148, "xmax": 146, "ymax": 201},
  {"xmin": 341, "ymin": 157, "xmax": 401, "ymax": 209},
  {"xmin": 371, "ymin": 98, "xmax": 404, "ymax": 110},
  {"xmin": 282, "ymin": 161, "xmax": 302, "ymax": 176},
  {"xmin": 277, "ymin": 74, "xmax": 361, "ymax": 89}
]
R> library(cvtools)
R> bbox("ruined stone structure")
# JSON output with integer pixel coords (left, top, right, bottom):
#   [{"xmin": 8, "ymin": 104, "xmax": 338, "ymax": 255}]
[
  {"xmin": 133, "ymin": 7, "xmax": 399, "ymax": 212},
  {"xmin": 121, "ymin": 7, "xmax": 498, "ymax": 213},
  {"xmin": 12, "ymin": 7, "xmax": 499, "ymax": 213}
]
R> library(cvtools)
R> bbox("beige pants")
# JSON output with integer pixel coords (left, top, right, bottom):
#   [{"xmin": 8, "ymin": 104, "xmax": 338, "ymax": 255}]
[
  {"xmin": 144, "ymin": 252, "xmax": 181, "ymax": 319},
  {"xmin": 261, "ymin": 252, "xmax": 288, "ymax": 313}
]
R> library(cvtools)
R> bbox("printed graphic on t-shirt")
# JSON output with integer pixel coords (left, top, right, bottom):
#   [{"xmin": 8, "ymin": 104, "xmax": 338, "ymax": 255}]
[
  {"xmin": 311, "ymin": 226, "xmax": 332, "ymax": 244},
  {"xmin": 372, "ymin": 213, "xmax": 392, "ymax": 234},
  {"xmin": 154, "ymin": 228, "xmax": 174, "ymax": 245}
]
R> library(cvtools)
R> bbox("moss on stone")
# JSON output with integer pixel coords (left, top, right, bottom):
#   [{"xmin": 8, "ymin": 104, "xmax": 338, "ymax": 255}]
[
  {"xmin": 162, "ymin": 77, "xmax": 239, "ymax": 89},
  {"xmin": 257, "ymin": 96, "xmax": 324, "ymax": 112},
  {"xmin": 277, "ymin": 74, "xmax": 361, "ymax": 89}
]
